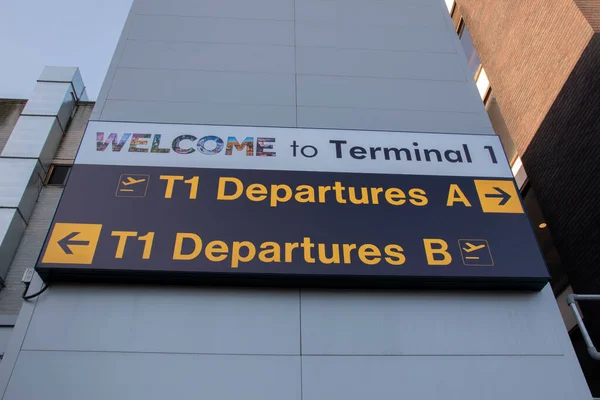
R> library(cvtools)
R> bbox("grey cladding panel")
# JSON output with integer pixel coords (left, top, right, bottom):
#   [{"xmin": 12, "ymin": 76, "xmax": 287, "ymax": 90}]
[
  {"xmin": 23, "ymin": 286, "xmax": 300, "ymax": 355},
  {"xmin": 21, "ymin": 82, "xmax": 75, "ymax": 130},
  {"xmin": 295, "ymin": 21, "xmax": 455, "ymax": 53},
  {"xmin": 101, "ymin": 100, "xmax": 297, "ymax": 127},
  {"xmin": 0, "ymin": 188, "xmax": 62, "ymax": 315},
  {"xmin": 39, "ymin": 66, "xmax": 85, "ymax": 99},
  {"xmin": 300, "ymin": 286, "xmax": 562, "ymax": 355},
  {"xmin": 295, "ymin": 0, "xmax": 443, "ymax": 28},
  {"xmin": 296, "ymin": 75, "xmax": 484, "ymax": 112},
  {"xmin": 128, "ymin": 15, "xmax": 295, "ymax": 45},
  {"xmin": 302, "ymin": 355, "xmax": 592, "ymax": 400},
  {"xmin": 5, "ymin": 351, "xmax": 301, "ymax": 400},
  {"xmin": 90, "ymin": 7, "xmax": 133, "ymax": 122},
  {"xmin": 132, "ymin": 0, "xmax": 294, "ymax": 20},
  {"xmin": 297, "ymin": 106, "xmax": 493, "ymax": 134},
  {"xmin": 108, "ymin": 68, "xmax": 296, "ymax": 106},
  {"xmin": 2, "ymin": 116, "xmax": 64, "ymax": 172},
  {"xmin": 39, "ymin": 66, "xmax": 79, "ymax": 83},
  {"xmin": 2, "ymin": 117, "xmax": 54, "ymax": 159},
  {"xmin": 296, "ymin": 47, "xmax": 466, "ymax": 81},
  {"xmin": 121, "ymin": 40, "xmax": 295, "ymax": 73},
  {"xmin": 0, "ymin": 210, "xmax": 26, "ymax": 282},
  {"xmin": 0, "ymin": 158, "xmax": 43, "ymax": 222}
]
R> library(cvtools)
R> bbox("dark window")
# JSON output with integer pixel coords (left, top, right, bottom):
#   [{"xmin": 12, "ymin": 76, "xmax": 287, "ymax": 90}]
[{"xmin": 46, "ymin": 165, "xmax": 72, "ymax": 186}]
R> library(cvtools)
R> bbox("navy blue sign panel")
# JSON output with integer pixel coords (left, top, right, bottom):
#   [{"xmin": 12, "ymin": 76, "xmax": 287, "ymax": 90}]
[{"xmin": 36, "ymin": 164, "xmax": 550, "ymax": 290}]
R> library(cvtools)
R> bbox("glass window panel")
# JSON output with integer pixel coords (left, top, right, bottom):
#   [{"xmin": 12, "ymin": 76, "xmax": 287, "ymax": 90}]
[
  {"xmin": 476, "ymin": 68, "xmax": 490, "ymax": 100},
  {"xmin": 485, "ymin": 92, "xmax": 517, "ymax": 163},
  {"xmin": 459, "ymin": 25, "xmax": 481, "ymax": 77},
  {"xmin": 444, "ymin": 0, "xmax": 454, "ymax": 12}
]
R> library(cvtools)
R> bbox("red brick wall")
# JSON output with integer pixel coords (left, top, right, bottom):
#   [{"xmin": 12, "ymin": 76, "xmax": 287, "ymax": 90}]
[
  {"xmin": 455, "ymin": 0, "xmax": 600, "ymax": 346},
  {"xmin": 574, "ymin": 0, "xmax": 600, "ymax": 30},
  {"xmin": 456, "ymin": 0, "xmax": 593, "ymax": 155}
]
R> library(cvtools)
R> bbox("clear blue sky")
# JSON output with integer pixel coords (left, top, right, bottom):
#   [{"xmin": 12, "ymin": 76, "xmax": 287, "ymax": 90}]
[{"xmin": 0, "ymin": 0, "xmax": 133, "ymax": 100}]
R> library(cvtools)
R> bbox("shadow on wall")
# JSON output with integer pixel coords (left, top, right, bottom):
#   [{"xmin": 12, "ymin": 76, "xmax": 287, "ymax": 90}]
[
  {"xmin": 521, "ymin": 35, "xmax": 600, "ymax": 341},
  {"xmin": 0, "ymin": 101, "xmax": 27, "ymax": 153},
  {"xmin": 521, "ymin": 34, "xmax": 600, "ymax": 398}
]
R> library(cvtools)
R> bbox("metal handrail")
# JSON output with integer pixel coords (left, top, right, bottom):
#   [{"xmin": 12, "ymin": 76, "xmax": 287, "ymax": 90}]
[{"xmin": 567, "ymin": 294, "xmax": 600, "ymax": 361}]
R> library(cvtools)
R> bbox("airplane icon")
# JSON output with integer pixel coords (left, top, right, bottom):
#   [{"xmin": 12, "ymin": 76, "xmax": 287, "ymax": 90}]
[
  {"xmin": 458, "ymin": 239, "xmax": 493, "ymax": 266},
  {"xmin": 462, "ymin": 242, "xmax": 486, "ymax": 253},
  {"xmin": 116, "ymin": 174, "xmax": 150, "ymax": 198},
  {"xmin": 122, "ymin": 177, "xmax": 146, "ymax": 186}
]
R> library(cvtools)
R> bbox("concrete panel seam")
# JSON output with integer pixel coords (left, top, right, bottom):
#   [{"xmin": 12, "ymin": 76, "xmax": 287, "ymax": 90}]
[
  {"xmin": 108, "ymin": 66, "xmax": 471, "ymax": 83},
  {"xmin": 131, "ymin": 11, "xmax": 295, "ymax": 22},
  {"xmin": 97, "ymin": 97, "xmax": 486, "ymax": 114},
  {"xmin": 296, "ymin": 104, "xmax": 489, "ymax": 114},
  {"xmin": 35, "ymin": 158, "xmax": 46, "ymax": 178},
  {"xmin": 299, "ymin": 290, "xmax": 304, "ymax": 400},
  {"xmin": 104, "ymin": 98, "xmax": 292, "ymax": 107},
  {"xmin": 299, "ymin": 353, "xmax": 566, "ymax": 357},
  {"xmin": 297, "ymin": 72, "xmax": 467, "ymax": 83},
  {"xmin": 115, "ymin": 65, "xmax": 296, "ymax": 76},
  {"xmin": 121, "ymin": 39, "xmax": 459, "ymax": 56},
  {"xmin": 18, "ymin": 114, "xmax": 65, "ymax": 135},
  {"xmin": 131, "ymin": 4, "xmax": 441, "ymax": 21},
  {"xmin": 91, "ymin": 117, "xmax": 491, "ymax": 136},
  {"xmin": 298, "ymin": 44, "xmax": 456, "ymax": 55},
  {"xmin": 117, "ymin": 65, "xmax": 295, "ymax": 75},
  {"xmin": 0, "ymin": 208, "xmax": 27, "ymax": 229},
  {"xmin": 126, "ymin": 38, "xmax": 295, "ymax": 47},
  {"xmin": 293, "ymin": 0, "xmax": 298, "ymax": 126},
  {"xmin": 14, "ymin": 349, "xmax": 566, "ymax": 357},
  {"xmin": 296, "ymin": 105, "xmax": 484, "ymax": 113},
  {"xmin": 98, "ymin": 11, "xmax": 134, "ymax": 121},
  {"xmin": 36, "ymin": 81, "xmax": 82, "ymax": 101},
  {"xmin": 0, "ymin": 156, "xmax": 40, "ymax": 161},
  {"xmin": 20, "ymin": 349, "xmax": 301, "ymax": 356}
]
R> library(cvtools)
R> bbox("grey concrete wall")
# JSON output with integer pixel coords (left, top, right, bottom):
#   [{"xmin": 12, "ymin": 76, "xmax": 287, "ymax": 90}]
[
  {"xmin": 0, "ymin": 285, "xmax": 592, "ymax": 399},
  {"xmin": 0, "ymin": 0, "xmax": 591, "ymax": 399},
  {"xmin": 91, "ymin": 0, "xmax": 493, "ymax": 135}
]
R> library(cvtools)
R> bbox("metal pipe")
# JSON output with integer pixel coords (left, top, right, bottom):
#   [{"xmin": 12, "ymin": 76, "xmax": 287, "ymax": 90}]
[
  {"xmin": 568, "ymin": 294, "xmax": 600, "ymax": 302},
  {"xmin": 567, "ymin": 294, "xmax": 600, "ymax": 361}
]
